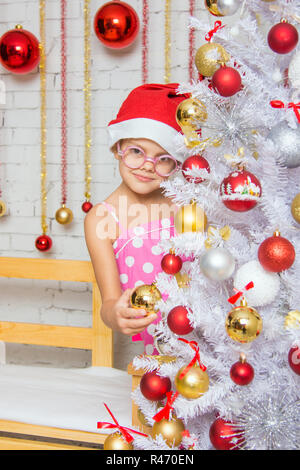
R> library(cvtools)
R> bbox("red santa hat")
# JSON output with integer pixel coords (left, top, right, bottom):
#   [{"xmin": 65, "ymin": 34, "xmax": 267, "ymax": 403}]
[{"xmin": 107, "ymin": 83, "xmax": 190, "ymax": 162}]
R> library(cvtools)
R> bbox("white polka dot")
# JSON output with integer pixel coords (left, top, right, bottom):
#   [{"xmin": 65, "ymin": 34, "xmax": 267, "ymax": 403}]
[
  {"xmin": 161, "ymin": 218, "xmax": 171, "ymax": 227},
  {"xmin": 120, "ymin": 273, "xmax": 128, "ymax": 284},
  {"xmin": 133, "ymin": 226, "xmax": 145, "ymax": 236},
  {"xmin": 161, "ymin": 229, "xmax": 171, "ymax": 239},
  {"xmin": 116, "ymin": 253, "xmax": 119, "ymax": 259},
  {"xmin": 143, "ymin": 262, "xmax": 154, "ymax": 273},
  {"xmin": 151, "ymin": 244, "xmax": 162, "ymax": 255},
  {"xmin": 145, "ymin": 344, "xmax": 154, "ymax": 355},
  {"xmin": 135, "ymin": 280, "xmax": 144, "ymax": 287},
  {"xmin": 132, "ymin": 237, "xmax": 143, "ymax": 248},
  {"xmin": 147, "ymin": 324, "xmax": 156, "ymax": 335},
  {"xmin": 125, "ymin": 256, "xmax": 135, "ymax": 267}
]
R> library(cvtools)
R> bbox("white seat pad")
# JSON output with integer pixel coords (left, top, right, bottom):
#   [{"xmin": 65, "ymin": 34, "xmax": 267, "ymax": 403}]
[{"xmin": 0, "ymin": 364, "xmax": 132, "ymax": 434}]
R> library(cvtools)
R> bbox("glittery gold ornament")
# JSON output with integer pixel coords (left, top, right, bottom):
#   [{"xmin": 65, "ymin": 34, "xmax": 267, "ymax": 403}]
[
  {"xmin": 291, "ymin": 193, "xmax": 300, "ymax": 224},
  {"xmin": 174, "ymin": 200, "xmax": 207, "ymax": 234},
  {"xmin": 176, "ymin": 98, "xmax": 208, "ymax": 148},
  {"xmin": 103, "ymin": 431, "xmax": 134, "ymax": 450},
  {"xmin": 0, "ymin": 200, "xmax": 6, "ymax": 217},
  {"xmin": 225, "ymin": 299, "xmax": 263, "ymax": 343},
  {"xmin": 195, "ymin": 42, "xmax": 230, "ymax": 77},
  {"xmin": 284, "ymin": 310, "xmax": 300, "ymax": 329},
  {"xmin": 175, "ymin": 364, "xmax": 209, "ymax": 399},
  {"xmin": 55, "ymin": 205, "xmax": 73, "ymax": 224},
  {"xmin": 152, "ymin": 416, "xmax": 185, "ymax": 447},
  {"xmin": 130, "ymin": 282, "xmax": 162, "ymax": 314}
]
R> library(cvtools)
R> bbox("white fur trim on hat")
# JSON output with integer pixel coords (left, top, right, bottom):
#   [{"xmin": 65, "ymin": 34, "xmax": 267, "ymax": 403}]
[{"xmin": 107, "ymin": 118, "xmax": 185, "ymax": 163}]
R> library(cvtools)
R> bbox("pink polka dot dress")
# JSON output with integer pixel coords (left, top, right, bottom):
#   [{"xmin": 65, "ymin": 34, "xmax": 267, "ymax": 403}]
[{"xmin": 100, "ymin": 201, "xmax": 192, "ymax": 355}]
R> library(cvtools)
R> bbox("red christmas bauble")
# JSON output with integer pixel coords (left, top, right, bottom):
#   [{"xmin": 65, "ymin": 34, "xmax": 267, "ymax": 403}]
[
  {"xmin": 0, "ymin": 26, "xmax": 40, "ymax": 74},
  {"xmin": 220, "ymin": 169, "xmax": 262, "ymax": 212},
  {"xmin": 167, "ymin": 305, "xmax": 194, "ymax": 335},
  {"xmin": 230, "ymin": 360, "xmax": 254, "ymax": 386},
  {"xmin": 212, "ymin": 65, "xmax": 242, "ymax": 97},
  {"xmin": 35, "ymin": 234, "xmax": 52, "ymax": 252},
  {"xmin": 288, "ymin": 346, "xmax": 300, "ymax": 375},
  {"xmin": 268, "ymin": 21, "xmax": 298, "ymax": 54},
  {"xmin": 258, "ymin": 234, "xmax": 295, "ymax": 272},
  {"xmin": 140, "ymin": 370, "xmax": 171, "ymax": 401},
  {"xmin": 209, "ymin": 418, "xmax": 244, "ymax": 450},
  {"xmin": 182, "ymin": 155, "xmax": 210, "ymax": 183},
  {"xmin": 82, "ymin": 201, "xmax": 93, "ymax": 213},
  {"xmin": 94, "ymin": 1, "xmax": 140, "ymax": 49},
  {"xmin": 161, "ymin": 252, "xmax": 183, "ymax": 275}
]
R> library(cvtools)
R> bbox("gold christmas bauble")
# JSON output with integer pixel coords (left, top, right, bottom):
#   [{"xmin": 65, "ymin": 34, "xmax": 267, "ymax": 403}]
[
  {"xmin": 130, "ymin": 283, "xmax": 162, "ymax": 314},
  {"xmin": 205, "ymin": 0, "xmax": 224, "ymax": 16},
  {"xmin": 176, "ymin": 98, "xmax": 207, "ymax": 129},
  {"xmin": 175, "ymin": 364, "xmax": 209, "ymax": 399},
  {"xmin": 284, "ymin": 310, "xmax": 300, "ymax": 329},
  {"xmin": 103, "ymin": 431, "xmax": 134, "ymax": 450},
  {"xmin": 195, "ymin": 42, "xmax": 230, "ymax": 77},
  {"xmin": 0, "ymin": 200, "xmax": 7, "ymax": 217},
  {"xmin": 225, "ymin": 302, "xmax": 263, "ymax": 343},
  {"xmin": 55, "ymin": 205, "xmax": 73, "ymax": 224},
  {"xmin": 174, "ymin": 200, "xmax": 207, "ymax": 234},
  {"xmin": 152, "ymin": 416, "xmax": 185, "ymax": 447},
  {"xmin": 291, "ymin": 193, "xmax": 300, "ymax": 224}
]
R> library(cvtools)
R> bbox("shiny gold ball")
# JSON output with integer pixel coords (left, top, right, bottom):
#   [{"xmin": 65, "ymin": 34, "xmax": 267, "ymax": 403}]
[
  {"xmin": 152, "ymin": 416, "xmax": 185, "ymax": 447},
  {"xmin": 103, "ymin": 431, "xmax": 134, "ymax": 450},
  {"xmin": 291, "ymin": 193, "xmax": 300, "ymax": 224},
  {"xmin": 55, "ymin": 205, "xmax": 73, "ymax": 225},
  {"xmin": 225, "ymin": 304, "xmax": 263, "ymax": 343},
  {"xmin": 130, "ymin": 283, "xmax": 162, "ymax": 314},
  {"xmin": 284, "ymin": 310, "xmax": 300, "ymax": 329},
  {"xmin": 205, "ymin": 0, "xmax": 224, "ymax": 16},
  {"xmin": 176, "ymin": 98, "xmax": 207, "ymax": 130},
  {"xmin": 175, "ymin": 364, "xmax": 209, "ymax": 399},
  {"xmin": 195, "ymin": 42, "xmax": 230, "ymax": 77},
  {"xmin": 0, "ymin": 200, "xmax": 7, "ymax": 217},
  {"xmin": 175, "ymin": 201, "xmax": 207, "ymax": 234}
]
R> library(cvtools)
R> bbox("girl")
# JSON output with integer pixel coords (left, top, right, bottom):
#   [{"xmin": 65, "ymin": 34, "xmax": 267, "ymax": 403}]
[{"xmin": 84, "ymin": 83, "xmax": 190, "ymax": 356}]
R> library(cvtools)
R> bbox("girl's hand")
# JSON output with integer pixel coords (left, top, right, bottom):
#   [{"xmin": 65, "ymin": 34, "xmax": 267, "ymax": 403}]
[{"xmin": 112, "ymin": 288, "xmax": 158, "ymax": 336}]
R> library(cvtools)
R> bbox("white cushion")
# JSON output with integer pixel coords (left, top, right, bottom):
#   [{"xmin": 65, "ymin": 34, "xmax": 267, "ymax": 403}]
[{"xmin": 0, "ymin": 364, "xmax": 132, "ymax": 434}]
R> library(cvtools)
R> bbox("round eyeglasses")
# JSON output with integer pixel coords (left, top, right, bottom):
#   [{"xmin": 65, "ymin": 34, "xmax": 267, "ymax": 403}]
[{"xmin": 117, "ymin": 142, "xmax": 180, "ymax": 177}]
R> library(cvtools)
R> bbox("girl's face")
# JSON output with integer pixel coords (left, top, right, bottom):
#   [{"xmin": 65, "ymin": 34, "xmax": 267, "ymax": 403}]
[{"xmin": 114, "ymin": 138, "xmax": 177, "ymax": 195}]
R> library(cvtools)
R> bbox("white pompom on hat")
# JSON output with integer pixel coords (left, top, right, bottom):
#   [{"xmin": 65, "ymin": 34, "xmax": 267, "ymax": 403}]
[{"xmin": 107, "ymin": 83, "xmax": 190, "ymax": 163}]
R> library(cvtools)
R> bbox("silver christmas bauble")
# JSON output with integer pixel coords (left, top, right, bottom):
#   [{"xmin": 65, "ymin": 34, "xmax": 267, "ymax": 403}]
[
  {"xmin": 200, "ymin": 247, "xmax": 235, "ymax": 281},
  {"xmin": 267, "ymin": 121, "xmax": 300, "ymax": 168},
  {"xmin": 218, "ymin": 0, "xmax": 240, "ymax": 16}
]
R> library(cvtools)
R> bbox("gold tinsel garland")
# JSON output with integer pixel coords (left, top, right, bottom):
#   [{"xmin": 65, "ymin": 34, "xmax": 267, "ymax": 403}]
[
  {"xmin": 164, "ymin": 0, "xmax": 171, "ymax": 83},
  {"xmin": 84, "ymin": 0, "xmax": 92, "ymax": 203}
]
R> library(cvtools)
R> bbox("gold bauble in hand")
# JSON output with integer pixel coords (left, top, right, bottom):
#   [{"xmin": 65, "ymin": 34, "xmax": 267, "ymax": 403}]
[
  {"xmin": 176, "ymin": 97, "xmax": 207, "ymax": 129},
  {"xmin": 195, "ymin": 43, "xmax": 230, "ymax": 77},
  {"xmin": 175, "ymin": 364, "xmax": 209, "ymax": 399},
  {"xmin": 55, "ymin": 205, "xmax": 73, "ymax": 224},
  {"xmin": 130, "ymin": 283, "xmax": 162, "ymax": 314},
  {"xmin": 225, "ymin": 300, "xmax": 263, "ymax": 343},
  {"xmin": 0, "ymin": 200, "xmax": 6, "ymax": 217},
  {"xmin": 175, "ymin": 200, "xmax": 207, "ymax": 234},
  {"xmin": 152, "ymin": 416, "xmax": 185, "ymax": 447},
  {"xmin": 284, "ymin": 310, "xmax": 300, "ymax": 329},
  {"xmin": 103, "ymin": 431, "xmax": 134, "ymax": 450},
  {"xmin": 291, "ymin": 193, "xmax": 300, "ymax": 224}
]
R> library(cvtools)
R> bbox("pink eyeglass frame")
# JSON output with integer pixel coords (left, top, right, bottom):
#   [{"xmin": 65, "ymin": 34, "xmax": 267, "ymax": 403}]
[{"xmin": 117, "ymin": 142, "xmax": 181, "ymax": 177}]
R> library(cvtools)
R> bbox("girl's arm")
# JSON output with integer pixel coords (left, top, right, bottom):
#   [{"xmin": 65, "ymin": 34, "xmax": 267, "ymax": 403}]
[{"xmin": 84, "ymin": 203, "xmax": 157, "ymax": 335}]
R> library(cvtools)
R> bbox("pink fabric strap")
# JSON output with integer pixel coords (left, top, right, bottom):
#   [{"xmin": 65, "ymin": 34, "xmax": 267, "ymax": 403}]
[{"xmin": 101, "ymin": 201, "xmax": 125, "ymax": 231}]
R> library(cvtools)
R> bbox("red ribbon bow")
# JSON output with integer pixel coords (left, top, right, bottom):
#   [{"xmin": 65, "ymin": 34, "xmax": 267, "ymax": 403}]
[
  {"xmin": 227, "ymin": 281, "xmax": 254, "ymax": 305},
  {"xmin": 178, "ymin": 338, "xmax": 207, "ymax": 379},
  {"xmin": 153, "ymin": 391, "xmax": 179, "ymax": 422},
  {"xmin": 270, "ymin": 100, "xmax": 300, "ymax": 123},
  {"xmin": 205, "ymin": 21, "xmax": 225, "ymax": 42},
  {"xmin": 97, "ymin": 403, "xmax": 148, "ymax": 443}
]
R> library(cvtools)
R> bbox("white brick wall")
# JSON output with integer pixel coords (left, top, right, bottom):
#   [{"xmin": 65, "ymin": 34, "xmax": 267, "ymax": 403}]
[{"xmin": 0, "ymin": 0, "xmax": 211, "ymax": 370}]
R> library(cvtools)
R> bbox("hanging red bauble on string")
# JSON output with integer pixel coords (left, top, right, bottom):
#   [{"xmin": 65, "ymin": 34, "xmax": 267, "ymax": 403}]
[
  {"xmin": 230, "ymin": 355, "xmax": 254, "ymax": 386},
  {"xmin": 212, "ymin": 65, "xmax": 242, "ymax": 97},
  {"xmin": 288, "ymin": 346, "xmax": 300, "ymax": 375},
  {"xmin": 35, "ymin": 234, "xmax": 52, "ymax": 252},
  {"xmin": 220, "ymin": 169, "xmax": 262, "ymax": 212},
  {"xmin": 258, "ymin": 231, "xmax": 295, "ymax": 272},
  {"xmin": 268, "ymin": 20, "xmax": 298, "ymax": 54},
  {"xmin": 140, "ymin": 370, "xmax": 171, "ymax": 401},
  {"xmin": 167, "ymin": 306, "xmax": 194, "ymax": 335},
  {"xmin": 94, "ymin": 1, "xmax": 140, "ymax": 49},
  {"xmin": 182, "ymin": 155, "xmax": 210, "ymax": 183},
  {"xmin": 209, "ymin": 417, "xmax": 244, "ymax": 450},
  {"xmin": 161, "ymin": 250, "xmax": 183, "ymax": 275},
  {"xmin": 0, "ymin": 25, "xmax": 40, "ymax": 74},
  {"xmin": 82, "ymin": 201, "xmax": 93, "ymax": 213}
]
